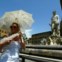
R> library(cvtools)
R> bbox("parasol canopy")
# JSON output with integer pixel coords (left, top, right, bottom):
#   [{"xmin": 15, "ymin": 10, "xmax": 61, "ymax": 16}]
[
  {"xmin": 1, "ymin": 10, "xmax": 34, "ymax": 32},
  {"xmin": 0, "ymin": 18, "xmax": 7, "ymax": 31}
]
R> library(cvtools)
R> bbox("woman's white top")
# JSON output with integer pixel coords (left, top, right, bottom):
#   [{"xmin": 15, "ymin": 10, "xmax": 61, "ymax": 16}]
[{"xmin": 0, "ymin": 33, "xmax": 21, "ymax": 62}]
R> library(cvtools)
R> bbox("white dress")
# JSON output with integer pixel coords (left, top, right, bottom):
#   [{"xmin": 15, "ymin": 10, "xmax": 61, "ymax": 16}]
[{"xmin": 0, "ymin": 41, "xmax": 21, "ymax": 62}]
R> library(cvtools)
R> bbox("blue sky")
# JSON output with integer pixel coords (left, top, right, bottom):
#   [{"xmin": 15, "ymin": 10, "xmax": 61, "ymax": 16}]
[{"xmin": 0, "ymin": 0, "xmax": 62, "ymax": 35}]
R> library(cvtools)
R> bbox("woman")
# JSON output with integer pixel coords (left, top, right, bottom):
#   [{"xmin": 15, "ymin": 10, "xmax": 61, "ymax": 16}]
[{"xmin": 0, "ymin": 22, "xmax": 25, "ymax": 62}]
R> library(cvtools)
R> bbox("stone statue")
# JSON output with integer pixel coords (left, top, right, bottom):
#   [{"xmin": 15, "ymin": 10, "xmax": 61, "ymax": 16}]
[
  {"xmin": 42, "ymin": 11, "xmax": 62, "ymax": 45},
  {"xmin": 46, "ymin": 11, "xmax": 62, "ymax": 45},
  {"xmin": 50, "ymin": 11, "xmax": 60, "ymax": 36}
]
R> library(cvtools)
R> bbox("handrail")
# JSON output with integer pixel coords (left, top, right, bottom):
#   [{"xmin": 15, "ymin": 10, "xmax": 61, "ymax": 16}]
[
  {"xmin": 26, "ymin": 45, "xmax": 62, "ymax": 50},
  {"xmin": 19, "ymin": 53, "xmax": 62, "ymax": 62}
]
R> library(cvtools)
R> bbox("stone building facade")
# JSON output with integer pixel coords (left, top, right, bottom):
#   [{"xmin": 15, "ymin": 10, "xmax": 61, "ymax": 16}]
[
  {"xmin": 0, "ymin": 29, "xmax": 7, "ymax": 38},
  {"xmin": 28, "ymin": 31, "xmax": 52, "ymax": 44}
]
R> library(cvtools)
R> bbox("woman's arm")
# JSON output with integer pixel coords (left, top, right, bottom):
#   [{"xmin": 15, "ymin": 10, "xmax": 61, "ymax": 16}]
[
  {"xmin": 20, "ymin": 37, "xmax": 26, "ymax": 49},
  {"xmin": 18, "ymin": 32, "xmax": 26, "ymax": 49},
  {"xmin": 0, "ymin": 33, "xmax": 22, "ymax": 51},
  {"xmin": 0, "ymin": 40, "xmax": 11, "ymax": 52},
  {"xmin": 9, "ymin": 32, "xmax": 26, "ymax": 49}
]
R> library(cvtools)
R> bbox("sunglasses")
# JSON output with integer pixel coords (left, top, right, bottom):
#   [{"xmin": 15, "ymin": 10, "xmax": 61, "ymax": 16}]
[{"xmin": 10, "ymin": 26, "xmax": 18, "ymax": 29}]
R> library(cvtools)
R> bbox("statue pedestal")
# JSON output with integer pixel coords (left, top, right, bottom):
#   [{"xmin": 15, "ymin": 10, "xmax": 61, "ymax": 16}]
[{"xmin": 47, "ymin": 35, "xmax": 62, "ymax": 45}]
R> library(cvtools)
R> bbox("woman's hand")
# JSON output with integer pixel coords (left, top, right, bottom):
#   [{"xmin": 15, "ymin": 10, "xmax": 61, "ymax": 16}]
[
  {"xmin": 12, "ymin": 32, "xmax": 22, "ymax": 41},
  {"xmin": 12, "ymin": 36, "xmax": 20, "ymax": 41},
  {"xmin": 18, "ymin": 32, "xmax": 22, "ymax": 38}
]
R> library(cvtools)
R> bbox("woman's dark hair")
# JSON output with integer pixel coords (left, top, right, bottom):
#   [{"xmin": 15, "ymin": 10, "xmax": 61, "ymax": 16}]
[{"xmin": 13, "ymin": 22, "xmax": 19, "ymax": 27}]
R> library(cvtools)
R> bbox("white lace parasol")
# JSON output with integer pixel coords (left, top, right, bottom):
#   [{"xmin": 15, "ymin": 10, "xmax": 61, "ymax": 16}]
[{"xmin": 1, "ymin": 10, "xmax": 34, "ymax": 32}]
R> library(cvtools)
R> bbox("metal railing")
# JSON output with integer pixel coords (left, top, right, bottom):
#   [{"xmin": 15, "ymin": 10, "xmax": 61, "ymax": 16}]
[{"xmin": 19, "ymin": 45, "xmax": 62, "ymax": 62}]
